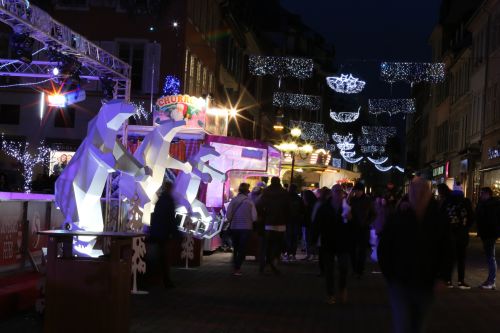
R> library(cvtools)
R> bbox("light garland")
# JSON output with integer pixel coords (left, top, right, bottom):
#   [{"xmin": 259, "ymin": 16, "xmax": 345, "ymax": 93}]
[
  {"xmin": 361, "ymin": 145, "xmax": 386, "ymax": 154},
  {"xmin": 368, "ymin": 98, "xmax": 416, "ymax": 116},
  {"xmin": 326, "ymin": 74, "xmax": 365, "ymax": 94},
  {"xmin": 340, "ymin": 150, "xmax": 363, "ymax": 164},
  {"xmin": 330, "ymin": 106, "xmax": 360, "ymax": 123},
  {"xmin": 367, "ymin": 156, "xmax": 389, "ymax": 165},
  {"xmin": 162, "ymin": 75, "xmax": 180, "ymax": 95},
  {"xmin": 249, "ymin": 55, "xmax": 314, "ymax": 79},
  {"xmin": 362, "ymin": 126, "xmax": 397, "ymax": 138},
  {"xmin": 273, "ymin": 92, "xmax": 321, "ymax": 110},
  {"xmin": 380, "ymin": 62, "xmax": 445, "ymax": 84},
  {"xmin": 0, "ymin": 137, "xmax": 50, "ymax": 193},
  {"xmin": 289, "ymin": 120, "xmax": 325, "ymax": 142}
]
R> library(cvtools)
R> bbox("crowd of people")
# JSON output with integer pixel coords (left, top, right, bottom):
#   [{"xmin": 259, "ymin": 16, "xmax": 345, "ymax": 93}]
[{"xmin": 146, "ymin": 176, "xmax": 500, "ymax": 333}]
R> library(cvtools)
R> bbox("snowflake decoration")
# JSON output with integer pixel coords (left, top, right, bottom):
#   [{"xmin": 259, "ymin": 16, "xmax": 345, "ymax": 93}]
[{"xmin": 326, "ymin": 74, "xmax": 366, "ymax": 94}]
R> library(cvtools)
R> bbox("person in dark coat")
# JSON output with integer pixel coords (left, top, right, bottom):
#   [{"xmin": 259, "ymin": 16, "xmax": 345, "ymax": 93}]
[
  {"xmin": 256, "ymin": 176, "xmax": 290, "ymax": 274},
  {"xmin": 149, "ymin": 182, "xmax": 178, "ymax": 288},
  {"xmin": 313, "ymin": 184, "xmax": 352, "ymax": 304},
  {"xmin": 437, "ymin": 183, "xmax": 474, "ymax": 289},
  {"xmin": 348, "ymin": 182, "xmax": 376, "ymax": 277},
  {"xmin": 285, "ymin": 184, "xmax": 304, "ymax": 261},
  {"xmin": 301, "ymin": 190, "xmax": 317, "ymax": 260},
  {"xmin": 378, "ymin": 177, "xmax": 449, "ymax": 333},
  {"xmin": 476, "ymin": 187, "xmax": 500, "ymax": 289}
]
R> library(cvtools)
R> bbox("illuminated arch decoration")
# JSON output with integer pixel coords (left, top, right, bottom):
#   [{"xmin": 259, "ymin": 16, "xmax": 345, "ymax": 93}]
[
  {"xmin": 368, "ymin": 98, "xmax": 416, "ymax": 116},
  {"xmin": 380, "ymin": 62, "xmax": 445, "ymax": 84},
  {"xmin": 367, "ymin": 156, "xmax": 389, "ymax": 165},
  {"xmin": 249, "ymin": 55, "xmax": 314, "ymax": 79},
  {"xmin": 326, "ymin": 74, "xmax": 365, "ymax": 94},
  {"xmin": 330, "ymin": 106, "xmax": 361, "ymax": 123},
  {"xmin": 273, "ymin": 92, "xmax": 321, "ymax": 111}
]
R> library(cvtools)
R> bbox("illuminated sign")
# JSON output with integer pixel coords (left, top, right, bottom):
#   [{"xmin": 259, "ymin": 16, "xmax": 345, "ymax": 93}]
[
  {"xmin": 433, "ymin": 165, "xmax": 444, "ymax": 177},
  {"xmin": 154, "ymin": 94, "xmax": 207, "ymax": 129}
]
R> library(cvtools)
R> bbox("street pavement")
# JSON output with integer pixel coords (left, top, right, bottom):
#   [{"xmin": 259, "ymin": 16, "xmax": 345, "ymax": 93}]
[{"xmin": 2, "ymin": 237, "xmax": 500, "ymax": 333}]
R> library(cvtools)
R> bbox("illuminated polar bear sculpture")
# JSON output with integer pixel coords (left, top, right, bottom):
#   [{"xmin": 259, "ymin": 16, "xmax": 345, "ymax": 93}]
[
  {"xmin": 175, "ymin": 144, "xmax": 226, "ymax": 238},
  {"xmin": 120, "ymin": 119, "xmax": 193, "ymax": 225},
  {"xmin": 55, "ymin": 100, "xmax": 148, "ymax": 235}
]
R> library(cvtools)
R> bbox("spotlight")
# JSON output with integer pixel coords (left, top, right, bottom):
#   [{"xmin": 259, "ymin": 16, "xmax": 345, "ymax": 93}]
[
  {"xmin": 10, "ymin": 32, "xmax": 34, "ymax": 64},
  {"xmin": 149, "ymin": 26, "xmax": 155, "ymax": 32},
  {"xmin": 52, "ymin": 67, "xmax": 60, "ymax": 76},
  {"xmin": 229, "ymin": 108, "xmax": 237, "ymax": 118},
  {"xmin": 172, "ymin": 21, "xmax": 179, "ymax": 28},
  {"xmin": 47, "ymin": 94, "xmax": 66, "ymax": 107}
]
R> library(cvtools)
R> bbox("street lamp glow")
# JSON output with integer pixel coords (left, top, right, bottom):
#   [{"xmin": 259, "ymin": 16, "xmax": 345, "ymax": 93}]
[
  {"xmin": 172, "ymin": 21, "xmax": 179, "ymax": 28},
  {"xmin": 301, "ymin": 144, "xmax": 313, "ymax": 153},
  {"xmin": 290, "ymin": 127, "xmax": 302, "ymax": 138},
  {"xmin": 229, "ymin": 108, "xmax": 237, "ymax": 118}
]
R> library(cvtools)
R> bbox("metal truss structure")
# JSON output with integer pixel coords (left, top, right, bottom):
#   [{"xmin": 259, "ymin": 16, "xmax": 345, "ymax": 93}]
[{"xmin": 0, "ymin": 0, "xmax": 131, "ymax": 100}]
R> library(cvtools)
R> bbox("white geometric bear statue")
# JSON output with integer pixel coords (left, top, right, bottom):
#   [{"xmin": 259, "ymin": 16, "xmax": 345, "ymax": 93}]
[
  {"xmin": 175, "ymin": 144, "xmax": 226, "ymax": 238},
  {"xmin": 55, "ymin": 100, "xmax": 148, "ymax": 235},
  {"xmin": 120, "ymin": 119, "xmax": 193, "ymax": 225}
]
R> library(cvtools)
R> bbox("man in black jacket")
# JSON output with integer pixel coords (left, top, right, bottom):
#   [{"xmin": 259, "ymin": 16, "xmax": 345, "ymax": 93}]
[{"xmin": 476, "ymin": 187, "xmax": 500, "ymax": 290}]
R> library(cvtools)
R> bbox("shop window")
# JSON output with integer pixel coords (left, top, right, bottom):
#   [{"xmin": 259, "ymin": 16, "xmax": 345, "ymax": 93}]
[
  {"xmin": 54, "ymin": 107, "xmax": 75, "ymax": 128},
  {"xmin": 0, "ymin": 104, "xmax": 20, "ymax": 125}
]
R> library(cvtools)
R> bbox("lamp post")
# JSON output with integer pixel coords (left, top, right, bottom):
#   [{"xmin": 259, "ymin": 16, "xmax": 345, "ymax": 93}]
[{"xmin": 277, "ymin": 127, "xmax": 313, "ymax": 188}]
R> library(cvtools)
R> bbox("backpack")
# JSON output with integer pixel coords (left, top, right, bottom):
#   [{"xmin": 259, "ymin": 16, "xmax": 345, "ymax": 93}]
[{"xmin": 445, "ymin": 198, "xmax": 468, "ymax": 227}]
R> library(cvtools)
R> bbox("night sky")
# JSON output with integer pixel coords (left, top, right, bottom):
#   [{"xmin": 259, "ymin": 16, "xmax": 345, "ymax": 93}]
[{"xmin": 280, "ymin": 0, "xmax": 442, "ymax": 99}]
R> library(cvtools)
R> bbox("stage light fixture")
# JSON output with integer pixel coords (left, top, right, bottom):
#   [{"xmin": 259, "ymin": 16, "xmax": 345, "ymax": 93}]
[{"xmin": 10, "ymin": 32, "xmax": 34, "ymax": 64}]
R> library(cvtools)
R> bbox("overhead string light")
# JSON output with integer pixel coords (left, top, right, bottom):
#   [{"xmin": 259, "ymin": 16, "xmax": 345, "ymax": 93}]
[
  {"xmin": 289, "ymin": 120, "xmax": 325, "ymax": 142},
  {"xmin": 340, "ymin": 150, "xmax": 363, "ymax": 164},
  {"xmin": 380, "ymin": 62, "xmax": 445, "ymax": 85},
  {"xmin": 374, "ymin": 164, "xmax": 405, "ymax": 173},
  {"xmin": 358, "ymin": 135, "xmax": 387, "ymax": 146},
  {"xmin": 326, "ymin": 74, "xmax": 366, "ymax": 94},
  {"xmin": 368, "ymin": 98, "xmax": 416, "ymax": 116},
  {"xmin": 362, "ymin": 126, "xmax": 397, "ymax": 138},
  {"xmin": 367, "ymin": 156, "xmax": 389, "ymax": 165},
  {"xmin": 273, "ymin": 92, "xmax": 321, "ymax": 111},
  {"xmin": 0, "ymin": 137, "xmax": 50, "ymax": 193},
  {"xmin": 361, "ymin": 145, "xmax": 386, "ymax": 154},
  {"xmin": 330, "ymin": 106, "xmax": 360, "ymax": 123},
  {"xmin": 249, "ymin": 55, "xmax": 314, "ymax": 79}
]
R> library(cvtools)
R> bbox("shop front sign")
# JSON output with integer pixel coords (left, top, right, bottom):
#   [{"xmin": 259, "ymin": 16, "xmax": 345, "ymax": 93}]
[
  {"xmin": 432, "ymin": 165, "xmax": 444, "ymax": 177},
  {"xmin": 154, "ymin": 94, "xmax": 207, "ymax": 129}
]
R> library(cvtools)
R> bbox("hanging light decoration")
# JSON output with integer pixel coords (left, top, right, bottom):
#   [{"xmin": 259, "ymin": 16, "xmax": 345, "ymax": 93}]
[
  {"xmin": 361, "ymin": 145, "xmax": 386, "ymax": 154},
  {"xmin": 340, "ymin": 150, "xmax": 363, "ymax": 164},
  {"xmin": 273, "ymin": 92, "xmax": 321, "ymax": 111},
  {"xmin": 380, "ymin": 62, "xmax": 445, "ymax": 84},
  {"xmin": 326, "ymin": 74, "xmax": 366, "ymax": 94},
  {"xmin": 367, "ymin": 156, "xmax": 389, "ymax": 165},
  {"xmin": 374, "ymin": 164, "xmax": 405, "ymax": 173},
  {"xmin": 368, "ymin": 98, "xmax": 416, "ymax": 116},
  {"xmin": 395, "ymin": 166, "xmax": 404, "ymax": 173},
  {"xmin": 337, "ymin": 142, "xmax": 355, "ymax": 151},
  {"xmin": 332, "ymin": 132, "xmax": 353, "ymax": 144},
  {"xmin": 362, "ymin": 126, "xmax": 397, "ymax": 138},
  {"xmin": 330, "ymin": 106, "xmax": 361, "ymax": 123},
  {"xmin": 289, "ymin": 120, "xmax": 325, "ymax": 142},
  {"xmin": 0, "ymin": 137, "xmax": 50, "ymax": 193},
  {"xmin": 358, "ymin": 135, "xmax": 387, "ymax": 146},
  {"xmin": 162, "ymin": 75, "xmax": 181, "ymax": 96},
  {"xmin": 249, "ymin": 55, "xmax": 314, "ymax": 79}
]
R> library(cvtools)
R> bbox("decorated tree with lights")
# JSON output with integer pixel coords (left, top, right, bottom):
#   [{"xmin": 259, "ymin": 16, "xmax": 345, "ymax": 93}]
[{"xmin": 0, "ymin": 138, "xmax": 50, "ymax": 193}]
